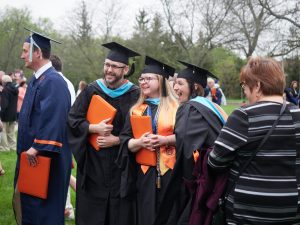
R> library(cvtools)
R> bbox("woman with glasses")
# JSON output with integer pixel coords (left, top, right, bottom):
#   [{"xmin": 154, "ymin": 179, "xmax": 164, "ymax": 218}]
[
  {"xmin": 118, "ymin": 56, "xmax": 178, "ymax": 225},
  {"xmin": 208, "ymin": 56, "xmax": 300, "ymax": 224},
  {"xmin": 155, "ymin": 61, "xmax": 227, "ymax": 225}
]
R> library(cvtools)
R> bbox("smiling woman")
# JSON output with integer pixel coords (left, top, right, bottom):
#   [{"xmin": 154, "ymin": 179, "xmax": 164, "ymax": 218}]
[
  {"xmin": 155, "ymin": 61, "xmax": 227, "ymax": 225},
  {"xmin": 118, "ymin": 55, "xmax": 179, "ymax": 225}
]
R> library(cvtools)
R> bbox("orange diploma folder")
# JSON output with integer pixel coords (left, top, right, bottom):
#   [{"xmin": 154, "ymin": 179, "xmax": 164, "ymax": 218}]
[
  {"xmin": 130, "ymin": 115, "xmax": 156, "ymax": 166},
  {"xmin": 86, "ymin": 95, "xmax": 117, "ymax": 151},
  {"xmin": 18, "ymin": 152, "xmax": 51, "ymax": 199}
]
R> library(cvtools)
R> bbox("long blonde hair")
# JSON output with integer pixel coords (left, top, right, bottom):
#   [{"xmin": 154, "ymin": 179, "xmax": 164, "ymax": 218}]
[{"xmin": 130, "ymin": 74, "xmax": 179, "ymax": 118}]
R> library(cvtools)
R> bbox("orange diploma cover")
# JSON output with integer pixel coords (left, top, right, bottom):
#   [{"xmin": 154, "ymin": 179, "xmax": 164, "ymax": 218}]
[
  {"xmin": 130, "ymin": 115, "xmax": 156, "ymax": 166},
  {"xmin": 18, "ymin": 152, "xmax": 51, "ymax": 199},
  {"xmin": 86, "ymin": 95, "xmax": 117, "ymax": 151}
]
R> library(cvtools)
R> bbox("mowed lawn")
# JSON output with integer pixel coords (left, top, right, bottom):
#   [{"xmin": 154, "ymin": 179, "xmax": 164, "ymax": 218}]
[
  {"xmin": 0, "ymin": 101, "xmax": 239, "ymax": 225},
  {"xmin": 0, "ymin": 151, "xmax": 76, "ymax": 225}
]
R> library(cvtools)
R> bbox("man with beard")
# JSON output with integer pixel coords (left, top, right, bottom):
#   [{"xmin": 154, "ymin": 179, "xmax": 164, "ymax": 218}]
[{"xmin": 68, "ymin": 42, "xmax": 140, "ymax": 225}]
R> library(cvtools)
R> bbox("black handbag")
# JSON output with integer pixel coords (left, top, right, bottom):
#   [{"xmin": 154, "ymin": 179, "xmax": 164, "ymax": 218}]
[{"xmin": 211, "ymin": 100, "xmax": 286, "ymax": 225}]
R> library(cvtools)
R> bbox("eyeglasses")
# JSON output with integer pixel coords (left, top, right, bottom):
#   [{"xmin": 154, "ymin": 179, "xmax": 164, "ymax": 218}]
[
  {"xmin": 104, "ymin": 62, "xmax": 126, "ymax": 70},
  {"xmin": 240, "ymin": 82, "xmax": 246, "ymax": 89},
  {"xmin": 138, "ymin": 77, "xmax": 159, "ymax": 84}
]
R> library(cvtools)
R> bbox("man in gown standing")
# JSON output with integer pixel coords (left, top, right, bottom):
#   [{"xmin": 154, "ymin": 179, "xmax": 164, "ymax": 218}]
[
  {"xmin": 68, "ymin": 42, "xmax": 140, "ymax": 225},
  {"xmin": 14, "ymin": 29, "xmax": 72, "ymax": 225}
]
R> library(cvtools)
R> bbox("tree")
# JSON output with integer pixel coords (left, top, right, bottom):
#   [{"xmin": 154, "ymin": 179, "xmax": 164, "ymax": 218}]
[
  {"xmin": 257, "ymin": 0, "xmax": 300, "ymax": 56},
  {"xmin": 134, "ymin": 9, "xmax": 150, "ymax": 37},
  {"xmin": 63, "ymin": 0, "xmax": 101, "ymax": 82},
  {"xmin": 0, "ymin": 7, "xmax": 32, "ymax": 72},
  {"xmin": 221, "ymin": 0, "xmax": 276, "ymax": 58},
  {"xmin": 207, "ymin": 48, "xmax": 245, "ymax": 98},
  {"xmin": 93, "ymin": 0, "xmax": 123, "ymax": 42}
]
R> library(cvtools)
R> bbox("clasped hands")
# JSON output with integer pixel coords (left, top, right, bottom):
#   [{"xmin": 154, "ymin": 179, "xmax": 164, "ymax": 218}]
[{"xmin": 138, "ymin": 132, "xmax": 167, "ymax": 151}]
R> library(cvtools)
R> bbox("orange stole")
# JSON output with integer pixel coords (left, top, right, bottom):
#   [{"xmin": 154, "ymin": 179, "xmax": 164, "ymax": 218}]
[{"xmin": 132, "ymin": 104, "xmax": 177, "ymax": 174}]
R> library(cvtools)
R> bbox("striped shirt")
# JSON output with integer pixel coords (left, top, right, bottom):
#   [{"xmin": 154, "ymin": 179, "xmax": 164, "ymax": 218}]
[{"xmin": 208, "ymin": 101, "xmax": 300, "ymax": 225}]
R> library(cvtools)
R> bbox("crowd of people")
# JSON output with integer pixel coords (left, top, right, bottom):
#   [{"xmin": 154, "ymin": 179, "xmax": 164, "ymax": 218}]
[{"xmin": 1, "ymin": 28, "xmax": 300, "ymax": 225}]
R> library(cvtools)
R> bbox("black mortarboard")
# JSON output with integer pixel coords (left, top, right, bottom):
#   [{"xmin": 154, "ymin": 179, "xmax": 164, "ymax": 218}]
[
  {"xmin": 142, "ymin": 56, "xmax": 175, "ymax": 97},
  {"xmin": 177, "ymin": 60, "xmax": 218, "ymax": 87},
  {"xmin": 102, "ymin": 42, "xmax": 140, "ymax": 65},
  {"xmin": 142, "ymin": 56, "xmax": 175, "ymax": 79},
  {"xmin": 24, "ymin": 28, "xmax": 61, "ymax": 62}
]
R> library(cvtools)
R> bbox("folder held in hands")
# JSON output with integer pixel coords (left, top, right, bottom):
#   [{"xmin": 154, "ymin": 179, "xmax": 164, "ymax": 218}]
[
  {"xmin": 130, "ymin": 115, "xmax": 156, "ymax": 166},
  {"xmin": 86, "ymin": 95, "xmax": 117, "ymax": 151},
  {"xmin": 18, "ymin": 152, "xmax": 51, "ymax": 199}
]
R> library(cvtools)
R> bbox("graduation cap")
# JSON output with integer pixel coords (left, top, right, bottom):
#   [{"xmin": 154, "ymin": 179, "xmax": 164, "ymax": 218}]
[
  {"xmin": 24, "ymin": 28, "xmax": 61, "ymax": 62},
  {"xmin": 142, "ymin": 56, "xmax": 175, "ymax": 96},
  {"xmin": 102, "ymin": 42, "xmax": 140, "ymax": 65},
  {"xmin": 177, "ymin": 60, "xmax": 218, "ymax": 88},
  {"xmin": 142, "ymin": 56, "xmax": 175, "ymax": 79}
]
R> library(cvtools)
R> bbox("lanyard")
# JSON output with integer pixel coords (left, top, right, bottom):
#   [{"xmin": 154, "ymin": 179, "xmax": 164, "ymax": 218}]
[
  {"xmin": 146, "ymin": 105, "xmax": 159, "ymax": 134},
  {"xmin": 146, "ymin": 104, "xmax": 162, "ymax": 188}
]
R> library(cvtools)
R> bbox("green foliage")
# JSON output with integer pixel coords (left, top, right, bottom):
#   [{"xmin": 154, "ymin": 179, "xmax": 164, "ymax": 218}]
[
  {"xmin": 284, "ymin": 56, "xmax": 300, "ymax": 87},
  {"xmin": 206, "ymin": 48, "xmax": 246, "ymax": 98},
  {"xmin": 0, "ymin": 7, "xmax": 32, "ymax": 73}
]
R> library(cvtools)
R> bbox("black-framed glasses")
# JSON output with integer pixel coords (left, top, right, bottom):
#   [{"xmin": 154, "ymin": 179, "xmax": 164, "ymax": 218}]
[
  {"xmin": 138, "ymin": 77, "xmax": 159, "ymax": 84},
  {"xmin": 104, "ymin": 62, "xmax": 126, "ymax": 70},
  {"xmin": 240, "ymin": 82, "xmax": 246, "ymax": 89}
]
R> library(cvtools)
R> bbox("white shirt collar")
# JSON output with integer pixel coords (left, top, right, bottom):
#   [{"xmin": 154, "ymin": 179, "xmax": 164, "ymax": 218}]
[{"xmin": 34, "ymin": 61, "xmax": 52, "ymax": 79}]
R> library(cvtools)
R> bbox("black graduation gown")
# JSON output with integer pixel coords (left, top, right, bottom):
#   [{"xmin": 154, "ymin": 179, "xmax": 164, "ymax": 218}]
[
  {"xmin": 68, "ymin": 81, "xmax": 140, "ymax": 225},
  {"xmin": 154, "ymin": 100, "xmax": 223, "ymax": 225},
  {"xmin": 117, "ymin": 103, "xmax": 178, "ymax": 225}
]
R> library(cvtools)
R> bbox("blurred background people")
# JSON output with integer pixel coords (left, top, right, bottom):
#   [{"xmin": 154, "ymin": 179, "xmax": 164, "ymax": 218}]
[
  {"xmin": 205, "ymin": 77, "xmax": 223, "ymax": 105},
  {"xmin": 17, "ymin": 78, "xmax": 27, "ymax": 120},
  {"xmin": 76, "ymin": 80, "xmax": 87, "ymax": 97},
  {"xmin": 0, "ymin": 75, "xmax": 18, "ymax": 151},
  {"xmin": 0, "ymin": 120, "xmax": 4, "ymax": 176},
  {"xmin": 215, "ymin": 81, "xmax": 227, "ymax": 105},
  {"xmin": 285, "ymin": 80, "xmax": 299, "ymax": 105}
]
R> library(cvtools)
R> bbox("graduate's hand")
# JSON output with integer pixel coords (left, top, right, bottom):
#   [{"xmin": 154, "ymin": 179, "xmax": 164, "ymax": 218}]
[
  {"xmin": 91, "ymin": 118, "xmax": 113, "ymax": 136},
  {"xmin": 139, "ymin": 132, "xmax": 155, "ymax": 151},
  {"xmin": 26, "ymin": 147, "xmax": 39, "ymax": 167},
  {"xmin": 96, "ymin": 134, "xmax": 120, "ymax": 148},
  {"xmin": 148, "ymin": 134, "xmax": 166, "ymax": 149}
]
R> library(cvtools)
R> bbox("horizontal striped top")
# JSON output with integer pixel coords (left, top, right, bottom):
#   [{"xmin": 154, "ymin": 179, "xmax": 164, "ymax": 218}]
[{"xmin": 208, "ymin": 101, "xmax": 300, "ymax": 224}]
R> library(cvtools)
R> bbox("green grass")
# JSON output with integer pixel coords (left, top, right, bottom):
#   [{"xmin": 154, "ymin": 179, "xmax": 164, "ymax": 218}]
[
  {"xmin": 222, "ymin": 98, "xmax": 245, "ymax": 115},
  {"xmin": 0, "ymin": 151, "xmax": 76, "ymax": 225},
  {"xmin": 222, "ymin": 104, "xmax": 239, "ymax": 115}
]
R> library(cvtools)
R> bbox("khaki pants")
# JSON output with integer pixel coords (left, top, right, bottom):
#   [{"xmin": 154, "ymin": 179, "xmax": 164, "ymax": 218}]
[{"xmin": 0, "ymin": 121, "xmax": 16, "ymax": 151}]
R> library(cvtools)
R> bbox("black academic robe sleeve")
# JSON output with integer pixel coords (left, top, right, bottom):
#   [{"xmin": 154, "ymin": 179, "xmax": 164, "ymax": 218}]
[
  {"xmin": 116, "ymin": 111, "xmax": 138, "ymax": 198},
  {"xmin": 67, "ymin": 85, "xmax": 93, "ymax": 173},
  {"xmin": 154, "ymin": 102, "xmax": 222, "ymax": 225}
]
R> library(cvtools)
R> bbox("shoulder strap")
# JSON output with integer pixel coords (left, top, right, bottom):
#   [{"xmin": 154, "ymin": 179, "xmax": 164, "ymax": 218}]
[{"xmin": 226, "ymin": 100, "xmax": 286, "ymax": 199}]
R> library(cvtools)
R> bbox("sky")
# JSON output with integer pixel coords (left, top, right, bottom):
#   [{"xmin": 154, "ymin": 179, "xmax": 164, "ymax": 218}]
[{"xmin": 1, "ymin": 0, "xmax": 163, "ymax": 37}]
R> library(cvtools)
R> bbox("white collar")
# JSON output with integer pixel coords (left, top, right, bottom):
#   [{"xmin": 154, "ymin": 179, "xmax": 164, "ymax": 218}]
[{"xmin": 34, "ymin": 61, "xmax": 52, "ymax": 79}]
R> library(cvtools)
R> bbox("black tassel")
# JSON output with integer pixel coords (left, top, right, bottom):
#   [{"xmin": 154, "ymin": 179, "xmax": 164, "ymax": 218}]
[
  {"xmin": 162, "ymin": 77, "xmax": 167, "ymax": 97},
  {"xmin": 124, "ymin": 63, "xmax": 135, "ymax": 78}
]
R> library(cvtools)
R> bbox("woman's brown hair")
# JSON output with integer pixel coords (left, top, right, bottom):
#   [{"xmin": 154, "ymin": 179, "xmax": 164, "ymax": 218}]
[{"xmin": 240, "ymin": 56, "xmax": 285, "ymax": 96}]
